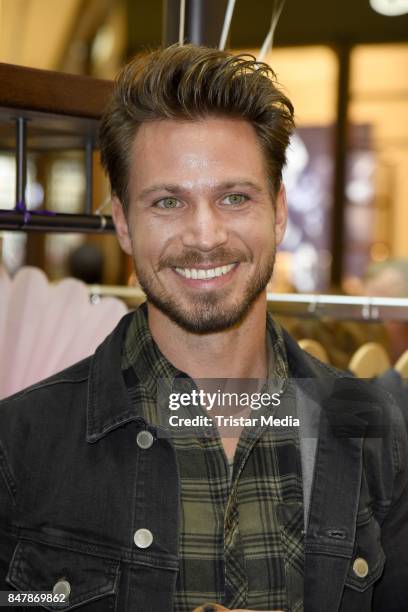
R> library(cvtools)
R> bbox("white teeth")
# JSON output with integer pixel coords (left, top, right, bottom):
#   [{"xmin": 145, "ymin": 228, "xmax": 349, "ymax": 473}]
[{"xmin": 175, "ymin": 263, "xmax": 236, "ymax": 279}]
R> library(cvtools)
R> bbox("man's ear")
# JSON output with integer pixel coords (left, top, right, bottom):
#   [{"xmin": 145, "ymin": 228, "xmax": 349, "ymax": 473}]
[
  {"xmin": 275, "ymin": 183, "xmax": 288, "ymax": 247},
  {"xmin": 111, "ymin": 196, "xmax": 133, "ymax": 256}
]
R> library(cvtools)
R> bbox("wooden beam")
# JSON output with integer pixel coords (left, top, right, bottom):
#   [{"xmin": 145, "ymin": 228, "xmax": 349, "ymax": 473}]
[{"xmin": 0, "ymin": 62, "xmax": 113, "ymax": 119}]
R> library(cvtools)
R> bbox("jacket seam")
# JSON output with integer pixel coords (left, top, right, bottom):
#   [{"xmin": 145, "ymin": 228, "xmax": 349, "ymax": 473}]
[
  {"xmin": 86, "ymin": 352, "xmax": 100, "ymax": 434},
  {"xmin": 2, "ymin": 375, "xmax": 89, "ymax": 403},
  {"xmin": 377, "ymin": 388, "xmax": 405, "ymax": 476},
  {"xmin": 0, "ymin": 440, "xmax": 17, "ymax": 506},
  {"xmin": 17, "ymin": 531, "xmax": 179, "ymax": 569}
]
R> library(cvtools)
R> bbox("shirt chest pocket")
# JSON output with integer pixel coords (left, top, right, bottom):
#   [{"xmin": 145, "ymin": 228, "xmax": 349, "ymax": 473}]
[
  {"xmin": 344, "ymin": 514, "xmax": 386, "ymax": 593},
  {"xmin": 6, "ymin": 539, "xmax": 120, "ymax": 611}
]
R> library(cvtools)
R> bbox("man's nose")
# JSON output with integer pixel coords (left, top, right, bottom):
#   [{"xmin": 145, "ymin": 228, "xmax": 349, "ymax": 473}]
[{"xmin": 181, "ymin": 202, "xmax": 228, "ymax": 251}]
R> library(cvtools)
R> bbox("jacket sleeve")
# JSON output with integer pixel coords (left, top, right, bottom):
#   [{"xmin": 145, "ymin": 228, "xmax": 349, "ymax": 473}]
[
  {"xmin": 372, "ymin": 406, "xmax": 408, "ymax": 611},
  {"xmin": 0, "ymin": 438, "xmax": 17, "ymax": 589}
]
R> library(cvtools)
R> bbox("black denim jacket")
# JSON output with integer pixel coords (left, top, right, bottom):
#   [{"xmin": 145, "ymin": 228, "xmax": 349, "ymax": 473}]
[{"xmin": 0, "ymin": 312, "xmax": 407, "ymax": 611}]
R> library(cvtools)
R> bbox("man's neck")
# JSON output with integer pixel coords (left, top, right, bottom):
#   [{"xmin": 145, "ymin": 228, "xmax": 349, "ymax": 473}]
[{"xmin": 146, "ymin": 294, "xmax": 268, "ymax": 379}]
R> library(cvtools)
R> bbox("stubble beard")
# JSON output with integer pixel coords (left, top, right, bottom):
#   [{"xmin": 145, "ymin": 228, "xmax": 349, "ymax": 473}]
[{"xmin": 134, "ymin": 246, "xmax": 276, "ymax": 334}]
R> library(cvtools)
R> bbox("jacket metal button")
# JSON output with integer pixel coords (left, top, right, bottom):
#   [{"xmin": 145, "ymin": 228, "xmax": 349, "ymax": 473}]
[
  {"xmin": 52, "ymin": 579, "xmax": 71, "ymax": 598},
  {"xmin": 136, "ymin": 430, "xmax": 154, "ymax": 449},
  {"xmin": 353, "ymin": 557, "xmax": 369, "ymax": 578},
  {"xmin": 134, "ymin": 528, "xmax": 153, "ymax": 548}
]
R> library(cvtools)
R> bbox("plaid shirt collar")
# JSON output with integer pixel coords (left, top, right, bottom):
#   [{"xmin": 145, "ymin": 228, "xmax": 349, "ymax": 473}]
[
  {"xmin": 86, "ymin": 303, "xmax": 290, "ymax": 442},
  {"xmin": 121, "ymin": 303, "xmax": 178, "ymax": 398},
  {"xmin": 121, "ymin": 302, "xmax": 289, "ymax": 392}
]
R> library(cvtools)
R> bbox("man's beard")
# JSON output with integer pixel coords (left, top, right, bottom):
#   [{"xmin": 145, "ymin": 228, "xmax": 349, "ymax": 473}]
[{"xmin": 135, "ymin": 245, "xmax": 276, "ymax": 334}]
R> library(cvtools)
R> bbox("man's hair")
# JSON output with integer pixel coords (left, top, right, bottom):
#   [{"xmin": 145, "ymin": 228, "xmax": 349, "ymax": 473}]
[{"xmin": 99, "ymin": 44, "xmax": 295, "ymax": 211}]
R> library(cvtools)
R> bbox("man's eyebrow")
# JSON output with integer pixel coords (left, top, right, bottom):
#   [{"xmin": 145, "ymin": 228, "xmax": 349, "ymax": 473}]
[
  {"xmin": 138, "ymin": 183, "xmax": 182, "ymax": 199},
  {"xmin": 216, "ymin": 180, "xmax": 263, "ymax": 193},
  {"xmin": 137, "ymin": 180, "xmax": 263, "ymax": 199}
]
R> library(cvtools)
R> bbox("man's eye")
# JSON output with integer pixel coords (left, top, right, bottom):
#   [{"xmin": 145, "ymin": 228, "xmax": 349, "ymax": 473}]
[
  {"xmin": 223, "ymin": 194, "xmax": 248, "ymax": 206},
  {"xmin": 155, "ymin": 197, "xmax": 180, "ymax": 209}
]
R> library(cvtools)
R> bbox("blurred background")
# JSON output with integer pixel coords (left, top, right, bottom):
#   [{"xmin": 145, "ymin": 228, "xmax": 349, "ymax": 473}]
[
  {"xmin": 1, "ymin": 0, "xmax": 407, "ymax": 292},
  {"xmin": 0, "ymin": 0, "xmax": 407, "ymax": 372}
]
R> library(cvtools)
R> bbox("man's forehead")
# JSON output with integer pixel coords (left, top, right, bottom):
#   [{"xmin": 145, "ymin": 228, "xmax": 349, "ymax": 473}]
[
  {"xmin": 131, "ymin": 116, "xmax": 263, "ymax": 152},
  {"xmin": 129, "ymin": 116, "xmax": 268, "ymax": 188}
]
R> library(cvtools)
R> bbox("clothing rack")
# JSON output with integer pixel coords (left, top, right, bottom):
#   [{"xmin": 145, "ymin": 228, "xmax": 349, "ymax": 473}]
[
  {"xmin": 0, "ymin": 62, "xmax": 114, "ymax": 234},
  {"xmin": 88, "ymin": 284, "xmax": 408, "ymax": 321},
  {"xmin": 266, "ymin": 293, "xmax": 408, "ymax": 321},
  {"xmin": 0, "ymin": 210, "xmax": 114, "ymax": 233}
]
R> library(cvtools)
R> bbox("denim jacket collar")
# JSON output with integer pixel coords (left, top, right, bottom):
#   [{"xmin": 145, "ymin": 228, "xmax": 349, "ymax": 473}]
[{"xmin": 86, "ymin": 311, "xmax": 140, "ymax": 442}]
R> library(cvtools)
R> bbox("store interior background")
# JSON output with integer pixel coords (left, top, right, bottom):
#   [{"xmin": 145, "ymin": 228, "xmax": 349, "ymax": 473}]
[{"xmin": 0, "ymin": 0, "xmax": 407, "ymax": 373}]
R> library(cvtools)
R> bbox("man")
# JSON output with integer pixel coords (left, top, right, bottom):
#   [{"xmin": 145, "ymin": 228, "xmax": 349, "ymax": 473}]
[{"xmin": 0, "ymin": 45, "xmax": 407, "ymax": 612}]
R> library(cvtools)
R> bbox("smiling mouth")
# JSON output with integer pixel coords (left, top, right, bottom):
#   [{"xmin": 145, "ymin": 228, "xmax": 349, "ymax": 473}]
[{"xmin": 174, "ymin": 263, "xmax": 237, "ymax": 280}]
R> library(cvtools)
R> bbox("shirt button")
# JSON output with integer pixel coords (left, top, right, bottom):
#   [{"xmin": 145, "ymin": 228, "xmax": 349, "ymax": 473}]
[
  {"xmin": 52, "ymin": 579, "xmax": 71, "ymax": 598},
  {"xmin": 353, "ymin": 557, "xmax": 369, "ymax": 578},
  {"xmin": 136, "ymin": 430, "xmax": 154, "ymax": 449},
  {"xmin": 134, "ymin": 528, "xmax": 153, "ymax": 549}
]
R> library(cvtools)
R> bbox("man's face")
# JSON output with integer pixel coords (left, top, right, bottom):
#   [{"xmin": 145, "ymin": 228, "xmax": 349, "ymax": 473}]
[{"xmin": 113, "ymin": 116, "xmax": 287, "ymax": 333}]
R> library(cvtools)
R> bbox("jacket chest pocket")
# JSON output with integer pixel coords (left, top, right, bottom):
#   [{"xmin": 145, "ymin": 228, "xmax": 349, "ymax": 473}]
[
  {"xmin": 344, "ymin": 514, "xmax": 385, "ymax": 593},
  {"xmin": 6, "ymin": 539, "xmax": 120, "ymax": 611}
]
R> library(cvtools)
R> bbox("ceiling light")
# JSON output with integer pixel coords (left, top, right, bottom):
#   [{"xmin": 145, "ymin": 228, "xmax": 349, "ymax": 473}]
[{"xmin": 369, "ymin": 0, "xmax": 408, "ymax": 16}]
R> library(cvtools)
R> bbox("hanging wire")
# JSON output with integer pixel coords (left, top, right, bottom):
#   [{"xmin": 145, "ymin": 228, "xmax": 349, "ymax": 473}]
[
  {"xmin": 179, "ymin": 0, "xmax": 186, "ymax": 45},
  {"xmin": 219, "ymin": 0, "xmax": 237, "ymax": 50},
  {"xmin": 94, "ymin": 196, "xmax": 112, "ymax": 216},
  {"xmin": 257, "ymin": 0, "xmax": 287, "ymax": 63}
]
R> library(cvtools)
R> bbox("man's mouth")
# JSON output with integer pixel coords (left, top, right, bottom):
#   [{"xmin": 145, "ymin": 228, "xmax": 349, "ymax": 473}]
[{"xmin": 174, "ymin": 263, "xmax": 237, "ymax": 280}]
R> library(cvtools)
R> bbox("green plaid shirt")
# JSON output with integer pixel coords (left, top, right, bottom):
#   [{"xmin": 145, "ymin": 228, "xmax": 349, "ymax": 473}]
[{"xmin": 121, "ymin": 304, "xmax": 304, "ymax": 611}]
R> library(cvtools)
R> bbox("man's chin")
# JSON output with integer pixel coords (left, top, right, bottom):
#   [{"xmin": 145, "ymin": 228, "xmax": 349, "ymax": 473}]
[
  {"xmin": 145, "ymin": 292, "xmax": 260, "ymax": 334},
  {"xmin": 150, "ymin": 303, "xmax": 239, "ymax": 334}
]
